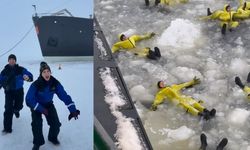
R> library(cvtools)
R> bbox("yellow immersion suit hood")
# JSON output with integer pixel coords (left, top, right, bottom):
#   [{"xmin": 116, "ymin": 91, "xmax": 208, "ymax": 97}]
[{"xmin": 119, "ymin": 34, "xmax": 125, "ymax": 41}]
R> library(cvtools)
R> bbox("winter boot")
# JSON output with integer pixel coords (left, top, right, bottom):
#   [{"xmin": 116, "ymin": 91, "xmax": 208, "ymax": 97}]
[
  {"xmin": 235, "ymin": 76, "xmax": 245, "ymax": 89},
  {"xmin": 154, "ymin": 47, "xmax": 161, "ymax": 58},
  {"xmin": 221, "ymin": 24, "xmax": 227, "ymax": 35},
  {"xmin": 48, "ymin": 138, "xmax": 60, "ymax": 145},
  {"xmin": 216, "ymin": 138, "xmax": 228, "ymax": 150},
  {"xmin": 203, "ymin": 109, "xmax": 210, "ymax": 120},
  {"xmin": 155, "ymin": 0, "xmax": 160, "ymax": 6},
  {"xmin": 200, "ymin": 133, "xmax": 207, "ymax": 150},
  {"xmin": 14, "ymin": 110, "xmax": 20, "ymax": 118},
  {"xmin": 247, "ymin": 72, "xmax": 250, "ymax": 83},
  {"xmin": 32, "ymin": 145, "xmax": 40, "ymax": 150},
  {"xmin": 2, "ymin": 129, "xmax": 12, "ymax": 134},
  {"xmin": 207, "ymin": 8, "xmax": 212, "ymax": 16},
  {"xmin": 147, "ymin": 49, "xmax": 157, "ymax": 60},
  {"xmin": 209, "ymin": 108, "xmax": 216, "ymax": 117},
  {"xmin": 145, "ymin": 0, "xmax": 150, "ymax": 6}
]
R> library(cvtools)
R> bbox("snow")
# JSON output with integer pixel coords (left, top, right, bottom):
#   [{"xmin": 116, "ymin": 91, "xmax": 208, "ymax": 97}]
[
  {"xmin": 95, "ymin": 0, "xmax": 250, "ymax": 149},
  {"xmin": 228, "ymin": 108, "xmax": 250, "ymax": 126},
  {"xmin": 100, "ymin": 67, "xmax": 143, "ymax": 150},
  {"xmin": 0, "ymin": 61, "xmax": 93, "ymax": 150},
  {"xmin": 157, "ymin": 19, "xmax": 202, "ymax": 49}
]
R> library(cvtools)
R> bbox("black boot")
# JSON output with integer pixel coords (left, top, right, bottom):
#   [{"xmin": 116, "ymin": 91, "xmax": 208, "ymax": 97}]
[
  {"xmin": 207, "ymin": 8, "xmax": 212, "ymax": 16},
  {"xmin": 147, "ymin": 49, "xmax": 157, "ymax": 60},
  {"xmin": 14, "ymin": 110, "xmax": 20, "ymax": 118},
  {"xmin": 2, "ymin": 129, "xmax": 12, "ymax": 134},
  {"xmin": 203, "ymin": 109, "xmax": 210, "ymax": 120},
  {"xmin": 154, "ymin": 47, "xmax": 161, "ymax": 58},
  {"xmin": 221, "ymin": 24, "xmax": 227, "ymax": 35},
  {"xmin": 235, "ymin": 76, "xmax": 245, "ymax": 89},
  {"xmin": 200, "ymin": 133, "xmax": 207, "ymax": 150},
  {"xmin": 145, "ymin": 0, "xmax": 150, "ymax": 6},
  {"xmin": 155, "ymin": 0, "xmax": 160, "ymax": 6},
  {"xmin": 209, "ymin": 108, "xmax": 216, "ymax": 117},
  {"xmin": 48, "ymin": 138, "xmax": 60, "ymax": 145},
  {"xmin": 32, "ymin": 145, "xmax": 40, "ymax": 150},
  {"xmin": 216, "ymin": 138, "xmax": 228, "ymax": 150},
  {"xmin": 247, "ymin": 72, "xmax": 250, "ymax": 83}
]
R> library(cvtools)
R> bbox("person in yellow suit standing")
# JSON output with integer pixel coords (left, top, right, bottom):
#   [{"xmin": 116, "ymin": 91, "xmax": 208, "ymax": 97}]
[
  {"xmin": 205, "ymin": 4, "xmax": 239, "ymax": 34},
  {"xmin": 151, "ymin": 77, "xmax": 216, "ymax": 120},
  {"xmin": 235, "ymin": 73, "xmax": 250, "ymax": 99},
  {"xmin": 111, "ymin": 32, "xmax": 161, "ymax": 60}
]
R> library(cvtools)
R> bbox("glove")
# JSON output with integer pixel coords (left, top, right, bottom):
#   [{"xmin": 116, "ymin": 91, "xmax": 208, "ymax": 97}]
[
  {"xmin": 42, "ymin": 109, "xmax": 48, "ymax": 116},
  {"xmin": 193, "ymin": 76, "xmax": 201, "ymax": 85},
  {"xmin": 68, "ymin": 110, "xmax": 80, "ymax": 121},
  {"xmin": 150, "ymin": 105, "xmax": 157, "ymax": 111},
  {"xmin": 150, "ymin": 32, "xmax": 156, "ymax": 37}
]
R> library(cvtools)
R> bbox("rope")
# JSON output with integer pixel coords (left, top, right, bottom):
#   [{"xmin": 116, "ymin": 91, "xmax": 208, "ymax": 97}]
[{"xmin": 0, "ymin": 25, "xmax": 34, "ymax": 58}]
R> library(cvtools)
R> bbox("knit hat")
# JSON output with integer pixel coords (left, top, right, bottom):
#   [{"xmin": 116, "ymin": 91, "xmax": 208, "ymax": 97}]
[
  {"xmin": 40, "ymin": 61, "xmax": 51, "ymax": 74},
  {"xmin": 8, "ymin": 54, "xmax": 16, "ymax": 61}
]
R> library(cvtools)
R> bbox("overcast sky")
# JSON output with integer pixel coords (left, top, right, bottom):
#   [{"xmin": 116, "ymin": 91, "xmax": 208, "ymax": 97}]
[{"xmin": 0, "ymin": 0, "xmax": 93, "ymax": 64}]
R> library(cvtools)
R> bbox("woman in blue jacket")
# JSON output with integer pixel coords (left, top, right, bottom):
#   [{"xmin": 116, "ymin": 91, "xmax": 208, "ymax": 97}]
[{"xmin": 26, "ymin": 62, "xmax": 80, "ymax": 150}]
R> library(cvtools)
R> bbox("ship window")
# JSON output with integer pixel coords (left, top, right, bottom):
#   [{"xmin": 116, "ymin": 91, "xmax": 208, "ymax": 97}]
[
  {"xmin": 80, "ymin": 30, "xmax": 82, "ymax": 33},
  {"xmin": 54, "ymin": 20, "xmax": 57, "ymax": 23},
  {"xmin": 47, "ymin": 37, "xmax": 58, "ymax": 47}
]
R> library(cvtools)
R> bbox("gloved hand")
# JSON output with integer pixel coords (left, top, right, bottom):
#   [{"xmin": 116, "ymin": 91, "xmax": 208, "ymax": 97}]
[
  {"xmin": 68, "ymin": 110, "xmax": 80, "ymax": 121},
  {"xmin": 192, "ymin": 76, "xmax": 201, "ymax": 85},
  {"xmin": 150, "ymin": 32, "xmax": 156, "ymax": 37},
  {"xmin": 150, "ymin": 105, "xmax": 157, "ymax": 111},
  {"xmin": 42, "ymin": 109, "xmax": 48, "ymax": 116}
]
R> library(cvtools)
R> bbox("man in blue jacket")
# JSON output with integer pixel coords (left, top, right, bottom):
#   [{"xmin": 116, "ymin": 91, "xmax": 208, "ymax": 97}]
[
  {"xmin": 26, "ymin": 62, "xmax": 80, "ymax": 150},
  {"xmin": 0, "ymin": 54, "xmax": 33, "ymax": 134}
]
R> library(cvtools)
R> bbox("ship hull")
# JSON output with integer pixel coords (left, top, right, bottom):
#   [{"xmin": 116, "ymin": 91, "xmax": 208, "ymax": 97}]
[{"xmin": 33, "ymin": 16, "xmax": 93, "ymax": 58}]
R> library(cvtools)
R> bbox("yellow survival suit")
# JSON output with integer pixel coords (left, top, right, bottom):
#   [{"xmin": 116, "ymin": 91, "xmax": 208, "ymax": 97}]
[
  {"xmin": 151, "ymin": 77, "xmax": 216, "ymax": 120},
  {"xmin": 205, "ymin": 4, "xmax": 239, "ymax": 34},
  {"xmin": 111, "ymin": 32, "xmax": 155, "ymax": 54},
  {"xmin": 235, "ymin": 74, "xmax": 250, "ymax": 99},
  {"xmin": 157, "ymin": 0, "xmax": 188, "ymax": 5},
  {"xmin": 233, "ymin": 1, "xmax": 250, "ymax": 20}
]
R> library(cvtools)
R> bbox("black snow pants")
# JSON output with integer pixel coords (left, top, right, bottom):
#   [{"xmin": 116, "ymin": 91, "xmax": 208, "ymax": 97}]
[
  {"xmin": 31, "ymin": 103, "xmax": 61, "ymax": 146},
  {"xmin": 3, "ymin": 88, "xmax": 24, "ymax": 131}
]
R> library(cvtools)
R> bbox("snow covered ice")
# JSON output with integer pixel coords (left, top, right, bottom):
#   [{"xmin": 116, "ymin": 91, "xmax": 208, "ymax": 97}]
[
  {"xmin": 95, "ymin": 0, "xmax": 250, "ymax": 149},
  {"xmin": 0, "ymin": 60, "xmax": 93, "ymax": 150}
]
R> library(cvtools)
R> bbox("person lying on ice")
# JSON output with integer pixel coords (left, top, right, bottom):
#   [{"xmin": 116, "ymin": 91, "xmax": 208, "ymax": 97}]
[
  {"xmin": 150, "ymin": 77, "xmax": 216, "ymax": 120},
  {"xmin": 239, "ymin": 0, "xmax": 250, "ymax": 10},
  {"xmin": 154, "ymin": 0, "xmax": 188, "ymax": 6},
  {"xmin": 235, "ymin": 72, "xmax": 250, "ymax": 99},
  {"xmin": 199, "ymin": 133, "xmax": 228, "ymax": 150},
  {"xmin": 234, "ymin": 1, "xmax": 250, "ymax": 20},
  {"xmin": 26, "ymin": 62, "xmax": 80, "ymax": 150},
  {"xmin": 111, "ymin": 32, "xmax": 161, "ymax": 60},
  {"xmin": 204, "ymin": 4, "xmax": 239, "ymax": 34}
]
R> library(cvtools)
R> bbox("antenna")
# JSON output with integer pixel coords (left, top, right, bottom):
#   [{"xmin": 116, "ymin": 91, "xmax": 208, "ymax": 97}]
[{"xmin": 32, "ymin": 5, "xmax": 37, "ymax": 16}]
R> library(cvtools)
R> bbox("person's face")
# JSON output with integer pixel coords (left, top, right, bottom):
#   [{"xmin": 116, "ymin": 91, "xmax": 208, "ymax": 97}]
[
  {"xmin": 41, "ymin": 69, "xmax": 51, "ymax": 81},
  {"xmin": 121, "ymin": 35, "xmax": 127, "ymax": 41},
  {"xmin": 159, "ymin": 81, "xmax": 165, "ymax": 88},
  {"xmin": 8, "ymin": 58, "xmax": 16, "ymax": 66},
  {"xmin": 226, "ymin": 6, "xmax": 231, "ymax": 12}
]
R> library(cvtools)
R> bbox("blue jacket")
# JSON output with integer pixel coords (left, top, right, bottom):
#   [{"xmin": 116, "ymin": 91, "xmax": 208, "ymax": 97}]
[
  {"xmin": 0, "ymin": 64, "xmax": 33, "ymax": 91},
  {"xmin": 26, "ymin": 76, "xmax": 77, "ymax": 113}
]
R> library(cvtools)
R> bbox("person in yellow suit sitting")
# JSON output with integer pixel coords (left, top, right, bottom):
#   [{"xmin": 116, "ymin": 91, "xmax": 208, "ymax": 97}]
[
  {"xmin": 111, "ymin": 33, "xmax": 161, "ymax": 60},
  {"xmin": 235, "ymin": 73, "xmax": 250, "ymax": 99},
  {"xmin": 233, "ymin": 1, "xmax": 250, "ymax": 20},
  {"xmin": 151, "ymin": 77, "xmax": 216, "ymax": 120},
  {"xmin": 206, "ymin": 4, "xmax": 239, "ymax": 34}
]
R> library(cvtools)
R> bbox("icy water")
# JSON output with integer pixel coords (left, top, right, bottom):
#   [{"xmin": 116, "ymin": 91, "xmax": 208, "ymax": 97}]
[{"xmin": 95, "ymin": 0, "xmax": 250, "ymax": 149}]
